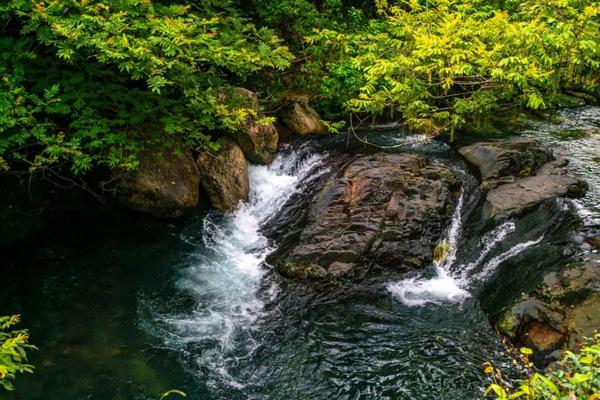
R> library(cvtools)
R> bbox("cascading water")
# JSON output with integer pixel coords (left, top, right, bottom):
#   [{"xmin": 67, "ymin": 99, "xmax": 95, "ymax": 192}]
[
  {"xmin": 156, "ymin": 146, "xmax": 329, "ymax": 388},
  {"xmin": 386, "ymin": 191, "xmax": 469, "ymax": 306},
  {"xmin": 387, "ymin": 192, "xmax": 545, "ymax": 306},
  {"xmin": 7, "ymin": 108, "xmax": 599, "ymax": 400}
]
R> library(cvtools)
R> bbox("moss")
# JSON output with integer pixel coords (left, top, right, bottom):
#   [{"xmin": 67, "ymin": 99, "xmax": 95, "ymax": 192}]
[
  {"xmin": 550, "ymin": 129, "xmax": 589, "ymax": 141},
  {"xmin": 496, "ymin": 312, "xmax": 519, "ymax": 338},
  {"xmin": 433, "ymin": 240, "xmax": 450, "ymax": 265},
  {"xmin": 277, "ymin": 260, "xmax": 329, "ymax": 280}
]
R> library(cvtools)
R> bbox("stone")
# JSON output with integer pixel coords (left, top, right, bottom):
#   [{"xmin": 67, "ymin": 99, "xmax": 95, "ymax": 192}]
[
  {"xmin": 197, "ymin": 137, "xmax": 249, "ymax": 211},
  {"xmin": 219, "ymin": 87, "xmax": 278, "ymax": 164},
  {"xmin": 115, "ymin": 145, "xmax": 200, "ymax": 218},
  {"xmin": 232, "ymin": 118, "xmax": 278, "ymax": 164},
  {"xmin": 495, "ymin": 262, "xmax": 600, "ymax": 367},
  {"xmin": 483, "ymin": 174, "xmax": 588, "ymax": 220},
  {"xmin": 458, "ymin": 139, "xmax": 553, "ymax": 183},
  {"xmin": 458, "ymin": 139, "xmax": 588, "ymax": 220},
  {"xmin": 281, "ymin": 101, "xmax": 327, "ymax": 136},
  {"xmin": 277, "ymin": 153, "xmax": 459, "ymax": 280}
]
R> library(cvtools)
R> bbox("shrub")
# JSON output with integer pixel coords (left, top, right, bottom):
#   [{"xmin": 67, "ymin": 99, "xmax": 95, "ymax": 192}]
[
  {"xmin": 0, "ymin": 315, "xmax": 36, "ymax": 392},
  {"xmin": 484, "ymin": 335, "xmax": 600, "ymax": 399}
]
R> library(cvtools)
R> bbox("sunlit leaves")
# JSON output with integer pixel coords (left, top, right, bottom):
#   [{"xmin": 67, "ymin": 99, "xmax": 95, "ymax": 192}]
[
  {"xmin": 307, "ymin": 0, "xmax": 600, "ymax": 136},
  {"xmin": 0, "ymin": 315, "xmax": 36, "ymax": 392}
]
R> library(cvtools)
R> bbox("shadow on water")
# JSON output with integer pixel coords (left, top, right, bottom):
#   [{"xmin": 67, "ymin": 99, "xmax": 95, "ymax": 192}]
[{"xmin": 2, "ymin": 107, "xmax": 598, "ymax": 399}]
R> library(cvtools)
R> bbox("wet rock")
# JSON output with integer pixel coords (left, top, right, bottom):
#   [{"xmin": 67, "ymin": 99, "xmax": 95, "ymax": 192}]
[
  {"xmin": 281, "ymin": 99, "xmax": 327, "ymax": 136},
  {"xmin": 220, "ymin": 87, "xmax": 278, "ymax": 164},
  {"xmin": 458, "ymin": 139, "xmax": 587, "ymax": 220},
  {"xmin": 458, "ymin": 139, "xmax": 553, "ymax": 184},
  {"xmin": 197, "ymin": 137, "xmax": 249, "ymax": 211},
  {"xmin": 484, "ymin": 174, "xmax": 588, "ymax": 220},
  {"xmin": 116, "ymin": 145, "xmax": 200, "ymax": 218},
  {"xmin": 277, "ymin": 153, "xmax": 459, "ymax": 280},
  {"xmin": 496, "ymin": 262, "xmax": 600, "ymax": 367}
]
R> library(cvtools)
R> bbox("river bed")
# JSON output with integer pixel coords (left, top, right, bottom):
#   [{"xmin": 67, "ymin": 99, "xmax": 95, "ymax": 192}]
[{"xmin": 3, "ymin": 107, "xmax": 599, "ymax": 400}]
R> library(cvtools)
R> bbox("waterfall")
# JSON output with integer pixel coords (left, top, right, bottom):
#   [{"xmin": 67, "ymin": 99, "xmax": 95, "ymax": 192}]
[
  {"xmin": 387, "ymin": 191, "xmax": 469, "ymax": 306},
  {"xmin": 157, "ymin": 146, "xmax": 329, "ymax": 387},
  {"xmin": 388, "ymin": 191, "xmax": 543, "ymax": 306}
]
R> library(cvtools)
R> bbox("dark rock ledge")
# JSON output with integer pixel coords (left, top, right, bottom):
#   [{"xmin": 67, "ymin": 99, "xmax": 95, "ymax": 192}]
[
  {"xmin": 458, "ymin": 139, "xmax": 588, "ymax": 220},
  {"xmin": 277, "ymin": 153, "xmax": 460, "ymax": 281}
]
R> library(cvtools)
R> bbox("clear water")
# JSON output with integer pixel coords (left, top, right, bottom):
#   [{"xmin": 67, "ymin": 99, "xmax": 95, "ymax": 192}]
[{"xmin": 3, "ymin": 108, "xmax": 599, "ymax": 400}]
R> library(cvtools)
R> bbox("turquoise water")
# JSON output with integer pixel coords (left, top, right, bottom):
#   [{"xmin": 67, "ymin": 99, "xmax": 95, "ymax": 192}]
[{"xmin": 3, "ymin": 108, "xmax": 598, "ymax": 400}]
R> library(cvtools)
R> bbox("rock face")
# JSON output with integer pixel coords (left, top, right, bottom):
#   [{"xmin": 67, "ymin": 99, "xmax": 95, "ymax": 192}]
[
  {"xmin": 220, "ymin": 87, "xmax": 278, "ymax": 164},
  {"xmin": 484, "ymin": 174, "xmax": 587, "ymax": 219},
  {"xmin": 116, "ymin": 146, "xmax": 200, "ymax": 218},
  {"xmin": 458, "ymin": 139, "xmax": 587, "ymax": 220},
  {"xmin": 496, "ymin": 262, "xmax": 600, "ymax": 366},
  {"xmin": 281, "ymin": 100, "xmax": 327, "ymax": 136},
  {"xmin": 458, "ymin": 139, "xmax": 553, "ymax": 188},
  {"xmin": 278, "ymin": 153, "xmax": 459, "ymax": 280},
  {"xmin": 232, "ymin": 119, "xmax": 278, "ymax": 165},
  {"xmin": 197, "ymin": 137, "xmax": 249, "ymax": 211}
]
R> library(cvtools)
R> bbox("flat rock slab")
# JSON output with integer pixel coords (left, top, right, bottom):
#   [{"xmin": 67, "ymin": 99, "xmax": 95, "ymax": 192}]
[
  {"xmin": 458, "ymin": 139, "xmax": 588, "ymax": 221},
  {"xmin": 278, "ymin": 153, "xmax": 459, "ymax": 280},
  {"xmin": 484, "ymin": 174, "xmax": 588, "ymax": 220}
]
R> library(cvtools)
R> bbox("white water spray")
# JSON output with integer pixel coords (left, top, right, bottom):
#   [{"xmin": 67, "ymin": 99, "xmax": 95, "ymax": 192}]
[
  {"xmin": 159, "ymin": 147, "xmax": 328, "ymax": 385},
  {"xmin": 387, "ymin": 192, "xmax": 469, "ymax": 306},
  {"xmin": 388, "ymin": 192, "xmax": 544, "ymax": 306}
]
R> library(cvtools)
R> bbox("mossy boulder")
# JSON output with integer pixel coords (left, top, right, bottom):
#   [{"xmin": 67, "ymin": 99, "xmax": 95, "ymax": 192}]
[
  {"xmin": 115, "ymin": 145, "xmax": 200, "ymax": 218},
  {"xmin": 197, "ymin": 137, "xmax": 249, "ymax": 211},
  {"xmin": 280, "ymin": 100, "xmax": 327, "ymax": 136},
  {"xmin": 232, "ymin": 118, "xmax": 279, "ymax": 165},
  {"xmin": 220, "ymin": 87, "xmax": 278, "ymax": 164}
]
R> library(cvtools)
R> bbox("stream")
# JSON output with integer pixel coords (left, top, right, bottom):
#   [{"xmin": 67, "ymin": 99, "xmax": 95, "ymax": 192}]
[{"xmin": 3, "ymin": 107, "xmax": 599, "ymax": 400}]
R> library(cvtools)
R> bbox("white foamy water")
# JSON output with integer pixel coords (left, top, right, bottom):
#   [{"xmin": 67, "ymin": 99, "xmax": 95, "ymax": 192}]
[
  {"xmin": 388, "ymin": 193, "xmax": 543, "ymax": 306},
  {"xmin": 159, "ymin": 147, "xmax": 328, "ymax": 385},
  {"xmin": 387, "ymin": 192, "xmax": 469, "ymax": 306},
  {"xmin": 470, "ymin": 236, "xmax": 544, "ymax": 283},
  {"xmin": 456, "ymin": 222, "xmax": 516, "ymax": 282}
]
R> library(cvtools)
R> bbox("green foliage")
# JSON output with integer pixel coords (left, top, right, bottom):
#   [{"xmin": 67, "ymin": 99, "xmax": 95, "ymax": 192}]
[
  {"xmin": 0, "ymin": 315, "xmax": 36, "ymax": 392},
  {"xmin": 0, "ymin": 0, "xmax": 599, "ymax": 191},
  {"xmin": 0, "ymin": 0, "xmax": 292, "ymax": 179},
  {"xmin": 307, "ymin": 0, "xmax": 600, "ymax": 138},
  {"xmin": 484, "ymin": 336, "xmax": 600, "ymax": 399}
]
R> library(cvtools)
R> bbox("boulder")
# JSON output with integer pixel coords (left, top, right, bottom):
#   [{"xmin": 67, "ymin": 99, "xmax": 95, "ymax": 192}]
[
  {"xmin": 458, "ymin": 139, "xmax": 553, "ymax": 186},
  {"xmin": 277, "ymin": 153, "xmax": 459, "ymax": 280},
  {"xmin": 219, "ymin": 87, "xmax": 278, "ymax": 164},
  {"xmin": 232, "ymin": 118, "xmax": 278, "ymax": 165},
  {"xmin": 483, "ymin": 174, "xmax": 588, "ymax": 220},
  {"xmin": 496, "ymin": 262, "xmax": 600, "ymax": 367},
  {"xmin": 281, "ymin": 101, "xmax": 327, "ymax": 136},
  {"xmin": 458, "ymin": 139, "xmax": 588, "ymax": 220},
  {"xmin": 116, "ymin": 145, "xmax": 200, "ymax": 218},
  {"xmin": 197, "ymin": 137, "xmax": 249, "ymax": 211}
]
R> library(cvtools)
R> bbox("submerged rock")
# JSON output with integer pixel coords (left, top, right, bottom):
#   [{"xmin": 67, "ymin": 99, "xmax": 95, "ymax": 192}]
[
  {"xmin": 277, "ymin": 153, "xmax": 459, "ymax": 280},
  {"xmin": 496, "ymin": 262, "xmax": 600, "ymax": 367},
  {"xmin": 281, "ymin": 98, "xmax": 327, "ymax": 136},
  {"xmin": 116, "ymin": 145, "xmax": 200, "ymax": 218},
  {"xmin": 458, "ymin": 139, "xmax": 587, "ymax": 220},
  {"xmin": 197, "ymin": 137, "xmax": 249, "ymax": 211}
]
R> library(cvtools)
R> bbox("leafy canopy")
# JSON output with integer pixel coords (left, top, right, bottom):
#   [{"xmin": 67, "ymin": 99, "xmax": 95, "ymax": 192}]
[{"xmin": 0, "ymin": 0, "xmax": 292, "ymax": 177}]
